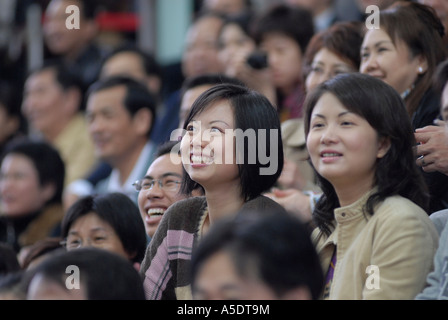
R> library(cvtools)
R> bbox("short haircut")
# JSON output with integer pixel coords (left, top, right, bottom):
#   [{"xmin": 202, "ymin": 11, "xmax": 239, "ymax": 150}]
[
  {"xmin": 28, "ymin": 59, "xmax": 84, "ymax": 92},
  {"xmin": 180, "ymin": 83, "xmax": 283, "ymax": 200},
  {"xmin": 61, "ymin": 192, "xmax": 147, "ymax": 264},
  {"xmin": 86, "ymin": 75, "xmax": 157, "ymax": 137},
  {"xmin": 251, "ymin": 3, "xmax": 314, "ymax": 54},
  {"xmin": 303, "ymin": 21, "xmax": 365, "ymax": 79},
  {"xmin": 24, "ymin": 247, "xmax": 146, "ymax": 300},
  {"xmin": 1, "ymin": 138, "xmax": 65, "ymax": 205},
  {"xmin": 100, "ymin": 43, "xmax": 162, "ymax": 80},
  {"xmin": 190, "ymin": 209, "xmax": 324, "ymax": 299}
]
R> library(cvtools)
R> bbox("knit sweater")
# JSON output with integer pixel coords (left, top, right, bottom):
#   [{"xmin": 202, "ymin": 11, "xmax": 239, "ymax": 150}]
[{"xmin": 139, "ymin": 195, "xmax": 285, "ymax": 300}]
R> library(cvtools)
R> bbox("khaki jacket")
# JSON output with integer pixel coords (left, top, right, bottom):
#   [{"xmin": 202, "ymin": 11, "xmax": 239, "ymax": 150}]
[
  {"xmin": 281, "ymin": 118, "xmax": 320, "ymax": 192},
  {"xmin": 312, "ymin": 190, "xmax": 439, "ymax": 300}
]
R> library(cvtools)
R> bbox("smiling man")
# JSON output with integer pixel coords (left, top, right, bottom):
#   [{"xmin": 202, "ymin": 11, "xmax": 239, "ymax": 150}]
[
  {"xmin": 135, "ymin": 141, "xmax": 203, "ymax": 240},
  {"xmin": 82, "ymin": 76, "xmax": 158, "ymax": 205}
]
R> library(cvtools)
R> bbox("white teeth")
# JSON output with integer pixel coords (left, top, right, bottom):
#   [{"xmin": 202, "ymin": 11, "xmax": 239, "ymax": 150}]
[
  {"xmin": 147, "ymin": 208, "xmax": 165, "ymax": 216},
  {"xmin": 322, "ymin": 153, "xmax": 340, "ymax": 157},
  {"xmin": 191, "ymin": 155, "xmax": 213, "ymax": 164}
]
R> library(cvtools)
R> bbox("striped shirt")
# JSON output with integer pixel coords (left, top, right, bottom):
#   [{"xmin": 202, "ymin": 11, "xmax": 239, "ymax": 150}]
[{"xmin": 139, "ymin": 195, "xmax": 285, "ymax": 300}]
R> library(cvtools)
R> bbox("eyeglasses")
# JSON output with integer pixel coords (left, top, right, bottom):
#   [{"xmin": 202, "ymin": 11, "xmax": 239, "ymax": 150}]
[{"xmin": 132, "ymin": 177, "xmax": 181, "ymax": 192}]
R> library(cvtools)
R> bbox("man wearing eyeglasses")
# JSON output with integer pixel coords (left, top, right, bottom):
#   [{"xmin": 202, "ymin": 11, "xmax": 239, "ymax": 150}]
[{"xmin": 134, "ymin": 141, "xmax": 204, "ymax": 240}]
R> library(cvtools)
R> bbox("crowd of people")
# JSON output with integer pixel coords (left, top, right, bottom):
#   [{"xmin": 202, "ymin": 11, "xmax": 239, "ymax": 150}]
[{"xmin": 1, "ymin": 0, "xmax": 448, "ymax": 301}]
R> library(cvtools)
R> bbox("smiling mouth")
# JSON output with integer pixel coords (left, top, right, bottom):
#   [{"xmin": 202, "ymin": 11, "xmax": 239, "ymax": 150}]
[
  {"xmin": 147, "ymin": 208, "xmax": 165, "ymax": 217},
  {"xmin": 321, "ymin": 152, "xmax": 342, "ymax": 157},
  {"xmin": 190, "ymin": 154, "xmax": 214, "ymax": 164}
]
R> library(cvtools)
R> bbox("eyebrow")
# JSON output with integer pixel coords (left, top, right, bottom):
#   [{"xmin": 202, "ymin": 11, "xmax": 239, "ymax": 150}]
[
  {"xmin": 312, "ymin": 111, "xmax": 352, "ymax": 119},
  {"xmin": 362, "ymin": 40, "xmax": 393, "ymax": 50},
  {"xmin": 210, "ymin": 120, "xmax": 230, "ymax": 127},
  {"xmin": 68, "ymin": 227, "xmax": 108, "ymax": 236},
  {"xmin": 144, "ymin": 172, "xmax": 182, "ymax": 180}
]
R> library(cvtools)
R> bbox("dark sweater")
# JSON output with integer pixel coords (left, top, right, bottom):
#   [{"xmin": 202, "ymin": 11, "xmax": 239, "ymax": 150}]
[{"xmin": 139, "ymin": 195, "xmax": 285, "ymax": 300}]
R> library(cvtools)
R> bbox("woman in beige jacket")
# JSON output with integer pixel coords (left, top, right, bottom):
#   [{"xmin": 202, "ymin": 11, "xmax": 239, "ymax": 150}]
[{"xmin": 304, "ymin": 73, "xmax": 439, "ymax": 299}]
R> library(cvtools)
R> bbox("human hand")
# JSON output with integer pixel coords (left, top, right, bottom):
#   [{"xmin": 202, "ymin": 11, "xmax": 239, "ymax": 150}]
[
  {"xmin": 414, "ymin": 120, "xmax": 448, "ymax": 175},
  {"xmin": 265, "ymin": 188, "xmax": 312, "ymax": 223}
]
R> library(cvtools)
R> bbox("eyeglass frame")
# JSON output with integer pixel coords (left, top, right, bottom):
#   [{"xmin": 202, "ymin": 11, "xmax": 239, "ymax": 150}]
[{"xmin": 132, "ymin": 174, "xmax": 181, "ymax": 192}]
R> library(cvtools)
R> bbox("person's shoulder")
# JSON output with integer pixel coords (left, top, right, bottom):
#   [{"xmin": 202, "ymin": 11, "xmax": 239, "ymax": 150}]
[
  {"xmin": 243, "ymin": 194, "xmax": 287, "ymax": 212},
  {"xmin": 168, "ymin": 196, "xmax": 207, "ymax": 212},
  {"xmin": 374, "ymin": 196, "xmax": 435, "ymax": 231},
  {"xmin": 162, "ymin": 196, "xmax": 207, "ymax": 227}
]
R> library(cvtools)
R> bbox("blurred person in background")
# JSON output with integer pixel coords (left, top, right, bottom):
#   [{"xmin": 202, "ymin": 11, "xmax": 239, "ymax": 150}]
[{"xmin": 0, "ymin": 138, "xmax": 65, "ymax": 253}]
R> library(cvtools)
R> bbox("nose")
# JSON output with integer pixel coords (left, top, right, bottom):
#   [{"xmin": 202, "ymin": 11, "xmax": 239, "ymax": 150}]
[
  {"xmin": 320, "ymin": 125, "xmax": 339, "ymax": 145},
  {"xmin": 360, "ymin": 53, "xmax": 378, "ymax": 74},
  {"xmin": 146, "ymin": 181, "xmax": 164, "ymax": 199},
  {"xmin": 190, "ymin": 123, "xmax": 208, "ymax": 150},
  {"xmin": 88, "ymin": 115, "xmax": 106, "ymax": 134}
]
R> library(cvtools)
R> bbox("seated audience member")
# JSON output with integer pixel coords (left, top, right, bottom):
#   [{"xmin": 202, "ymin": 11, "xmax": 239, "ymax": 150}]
[
  {"xmin": 22, "ymin": 60, "xmax": 97, "ymax": 190},
  {"xmin": 98, "ymin": 43, "xmax": 166, "ymax": 145},
  {"xmin": 306, "ymin": 73, "xmax": 438, "ymax": 299},
  {"xmin": 43, "ymin": 0, "xmax": 106, "ymax": 91},
  {"xmin": 24, "ymin": 247, "xmax": 146, "ymax": 300},
  {"xmin": 135, "ymin": 141, "xmax": 204, "ymax": 240},
  {"xmin": 0, "ymin": 139, "xmax": 65, "ymax": 253},
  {"xmin": 139, "ymin": 83, "xmax": 286, "ymax": 300},
  {"xmin": 360, "ymin": 1, "xmax": 448, "ymax": 212},
  {"xmin": 190, "ymin": 209, "xmax": 324, "ymax": 300},
  {"xmin": 215, "ymin": 13, "xmax": 279, "ymax": 105},
  {"xmin": 251, "ymin": 3, "xmax": 314, "ymax": 122},
  {"xmin": 65, "ymin": 43, "xmax": 166, "ymax": 210},
  {"xmin": 60, "ymin": 192, "xmax": 147, "ymax": 270},
  {"xmin": 64, "ymin": 76, "xmax": 158, "ymax": 207}
]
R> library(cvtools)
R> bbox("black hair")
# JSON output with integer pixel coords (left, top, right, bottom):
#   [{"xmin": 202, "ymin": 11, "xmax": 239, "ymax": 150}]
[
  {"xmin": 180, "ymin": 83, "xmax": 283, "ymax": 201},
  {"xmin": 251, "ymin": 3, "xmax": 314, "ymax": 54},
  {"xmin": 180, "ymin": 73, "xmax": 245, "ymax": 101},
  {"xmin": 24, "ymin": 247, "xmax": 146, "ymax": 300},
  {"xmin": 190, "ymin": 209, "xmax": 324, "ymax": 299},
  {"xmin": 1, "ymin": 138, "xmax": 65, "ymax": 205},
  {"xmin": 86, "ymin": 75, "xmax": 157, "ymax": 136},
  {"xmin": 100, "ymin": 43, "xmax": 163, "ymax": 80},
  {"xmin": 304, "ymin": 73, "xmax": 430, "ymax": 235},
  {"xmin": 61, "ymin": 192, "xmax": 147, "ymax": 264}
]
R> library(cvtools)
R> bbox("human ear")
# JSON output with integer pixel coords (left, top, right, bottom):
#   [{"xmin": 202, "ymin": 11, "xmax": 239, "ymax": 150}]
[{"xmin": 377, "ymin": 136, "xmax": 391, "ymax": 159}]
